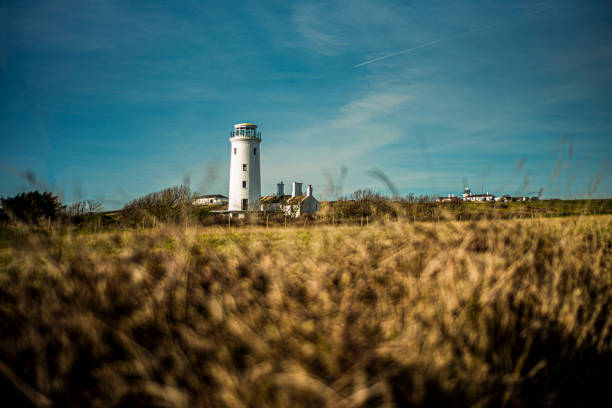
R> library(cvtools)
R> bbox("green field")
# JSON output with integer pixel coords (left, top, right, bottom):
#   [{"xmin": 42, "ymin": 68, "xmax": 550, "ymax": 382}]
[{"xmin": 1, "ymin": 215, "xmax": 611, "ymax": 406}]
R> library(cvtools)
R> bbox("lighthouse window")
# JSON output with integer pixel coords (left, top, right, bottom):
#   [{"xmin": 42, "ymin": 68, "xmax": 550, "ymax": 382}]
[
  {"xmin": 243, "ymin": 163, "xmax": 247, "ymax": 171},
  {"xmin": 253, "ymin": 148, "xmax": 257, "ymax": 155},
  {"xmin": 233, "ymin": 147, "xmax": 236, "ymax": 155},
  {"xmin": 242, "ymin": 181, "xmax": 247, "ymax": 188}
]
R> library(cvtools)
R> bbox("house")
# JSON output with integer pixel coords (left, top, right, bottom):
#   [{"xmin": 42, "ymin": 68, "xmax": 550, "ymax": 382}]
[
  {"xmin": 436, "ymin": 193, "xmax": 461, "ymax": 203},
  {"xmin": 462, "ymin": 187, "xmax": 495, "ymax": 202},
  {"xmin": 283, "ymin": 193, "xmax": 321, "ymax": 217},
  {"xmin": 260, "ymin": 181, "xmax": 321, "ymax": 217},
  {"xmin": 464, "ymin": 193, "xmax": 495, "ymax": 202},
  {"xmin": 495, "ymin": 195, "xmax": 512, "ymax": 202},
  {"xmin": 193, "ymin": 194, "xmax": 228, "ymax": 206}
]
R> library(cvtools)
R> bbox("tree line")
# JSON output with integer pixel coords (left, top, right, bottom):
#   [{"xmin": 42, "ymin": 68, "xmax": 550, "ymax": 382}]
[
  {"xmin": 0, "ymin": 186, "xmax": 197, "ymax": 228},
  {"xmin": 0, "ymin": 191, "xmax": 106, "ymax": 227},
  {"xmin": 2, "ymin": 187, "xmax": 610, "ymax": 229}
]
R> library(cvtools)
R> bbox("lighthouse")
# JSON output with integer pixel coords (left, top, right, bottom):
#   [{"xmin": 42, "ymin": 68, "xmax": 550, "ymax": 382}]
[{"xmin": 228, "ymin": 123, "xmax": 262, "ymax": 211}]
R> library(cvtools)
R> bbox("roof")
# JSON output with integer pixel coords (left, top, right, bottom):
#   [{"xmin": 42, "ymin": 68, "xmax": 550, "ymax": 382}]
[
  {"xmin": 234, "ymin": 123, "xmax": 257, "ymax": 128},
  {"xmin": 287, "ymin": 195, "xmax": 307, "ymax": 204},
  {"xmin": 287, "ymin": 195, "xmax": 319, "ymax": 205},
  {"xmin": 194, "ymin": 194, "xmax": 227, "ymax": 199},
  {"xmin": 261, "ymin": 194, "xmax": 291, "ymax": 204},
  {"xmin": 261, "ymin": 195, "xmax": 318, "ymax": 205}
]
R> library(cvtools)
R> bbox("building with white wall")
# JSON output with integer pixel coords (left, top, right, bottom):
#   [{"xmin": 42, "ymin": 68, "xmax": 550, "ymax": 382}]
[
  {"xmin": 193, "ymin": 194, "xmax": 228, "ymax": 206},
  {"xmin": 462, "ymin": 187, "xmax": 495, "ymax": 202},
  {"xmin": 436, "ymin": 193, "xmax": 460, "ymax": 202},
  {"xmin": 261, "ymin": 181, "xmax": 321, "ymax": 217},
  {"xmin": 228, "ymin": 123, "xmax": 261, "ymax": 211}
]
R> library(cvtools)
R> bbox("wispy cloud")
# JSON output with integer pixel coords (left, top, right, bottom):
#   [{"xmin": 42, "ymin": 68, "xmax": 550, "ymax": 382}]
[
  {"xmin": 277, "ymin": 0, "xmax": 415, "ymax": 57},
  {"xmin": 354, "ymin": 4, "xmax": 552, "ymax": 67},
  {"xmin": 291, "ymin": 3, "xmax": 347, "ymax": 56},
  {"xmin": 259, "ymin": 91, "xmax": 411, "ymax": 196}
]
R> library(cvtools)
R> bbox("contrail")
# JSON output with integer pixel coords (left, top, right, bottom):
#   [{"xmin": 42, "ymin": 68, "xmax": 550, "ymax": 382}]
[{"xmin": 354, "ymin": 6, "xmax": 551, "ymax": 68}]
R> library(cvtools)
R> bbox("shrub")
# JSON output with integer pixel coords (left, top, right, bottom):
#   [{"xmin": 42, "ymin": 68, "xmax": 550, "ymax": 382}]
[
  {"xmin": 121, "ymin": 185, "xmax": 193, "ymax": 227},
  {"xmin": 1, "ymin": 191, "xmax": 64, "ymax": 224}
]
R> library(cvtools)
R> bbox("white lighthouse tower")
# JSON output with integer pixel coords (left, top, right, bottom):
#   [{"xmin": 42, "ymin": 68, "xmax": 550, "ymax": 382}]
[{"xmin": 228, "ymin": 123, "xmax": 262, "ymax": 211}]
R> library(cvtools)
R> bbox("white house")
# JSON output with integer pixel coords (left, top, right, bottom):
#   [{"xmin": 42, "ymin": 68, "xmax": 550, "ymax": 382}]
[
  {"xmin": 260, "ymin": 181, "xmax": 321, "ymax": 217},
  {"xmin": 462, "ymin": 187, "xmax": 495, "ymax": 202},
  {"xmin": 436, "ymin": 193, "xmax": 460, "ymax": 203},
  {"xmin": 193, "ymin": 194, "xmax": 228, "ymax": 206},
  {"xmin": 494, "ymin": 195, "xmax": 512, "ymax": 202}
]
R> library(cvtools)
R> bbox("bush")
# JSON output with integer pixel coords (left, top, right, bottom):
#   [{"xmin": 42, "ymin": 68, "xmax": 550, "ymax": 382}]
[
  {"xmin": 1, "ymin": 191, "xmax": 64, "ymax": 224},
  {"xmin": 121, "ymin": 185, "xmax": 193, "ymax": 227}
]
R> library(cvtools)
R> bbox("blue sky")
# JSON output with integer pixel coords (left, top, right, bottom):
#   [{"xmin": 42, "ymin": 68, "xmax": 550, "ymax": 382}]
[{"xmin": 1, "ymin": 0, "xmax": 611, "ymax": 208}]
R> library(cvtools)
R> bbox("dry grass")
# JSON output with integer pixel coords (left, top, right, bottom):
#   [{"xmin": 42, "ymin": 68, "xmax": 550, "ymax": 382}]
[{"xmin": 1, "ymin": 216, "xmax": 611, "ymax": 407}]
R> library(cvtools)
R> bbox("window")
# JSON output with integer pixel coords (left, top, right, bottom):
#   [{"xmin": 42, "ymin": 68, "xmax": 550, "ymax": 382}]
[
  {"xmin": 242, "ymin": 181, "xmax": 247, "ymax": 188},
  {"xmin": 243, "ymin": 163, "xmax": 247, "ymax": 171},
  {"xmin": 242, "ymin": 199, "xmax": 248, "ymax": 210},
  {"xmin": 233, "ymin": 147, "xmax": 236, "ymax": 155},
  {"xmin": 253, "ymin": 148, "xmax": 257, "ymax": 155}
]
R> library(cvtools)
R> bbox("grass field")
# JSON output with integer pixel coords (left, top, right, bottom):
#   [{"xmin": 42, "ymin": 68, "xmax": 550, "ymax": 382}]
[{"xmin": 1, "ymin": 215, "xmax": 611, "ymax": 407}]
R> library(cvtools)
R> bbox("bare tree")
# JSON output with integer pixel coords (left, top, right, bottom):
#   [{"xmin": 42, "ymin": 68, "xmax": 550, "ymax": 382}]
[
  {"xmin": 67, "ymin": 201, "xmax": 87, "ymax": 217},
  {"xmin": 67, "ymin": 200, "xmax": 101, "ymax": 217},
  {"xmin": 87, "ymin": 200, "xmax": 102, "ymax": 213}
]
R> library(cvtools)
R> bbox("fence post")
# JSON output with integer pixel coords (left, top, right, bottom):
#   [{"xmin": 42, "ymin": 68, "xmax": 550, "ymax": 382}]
[{"xmin": 185, "ymin": 268, "xmax": 190, "ymax": 320}]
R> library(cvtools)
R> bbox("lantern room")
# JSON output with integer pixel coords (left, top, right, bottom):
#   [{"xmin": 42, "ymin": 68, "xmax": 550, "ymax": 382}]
[{"xmin": 230, "ymin": 123, "xmax": 261, "ymax": 139}]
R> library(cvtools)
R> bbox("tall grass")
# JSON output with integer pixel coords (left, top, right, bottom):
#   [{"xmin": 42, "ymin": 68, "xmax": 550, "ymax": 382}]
[{"xmin": 1, "ymin": 216, "xmax": 611, "ymax": 406}]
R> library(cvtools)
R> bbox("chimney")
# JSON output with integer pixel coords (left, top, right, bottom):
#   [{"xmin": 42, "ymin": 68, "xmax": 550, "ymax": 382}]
[
  {"xmin": 307, "ymin": 185, "xmax": 312, "ymax": 196},
  {"xmin": 277, "ymin": 181, "xmax": 284, "ymax": 197},
  {"xmin": 292, "ymin": 181, "xmax": 303, "ymax": 197}
]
